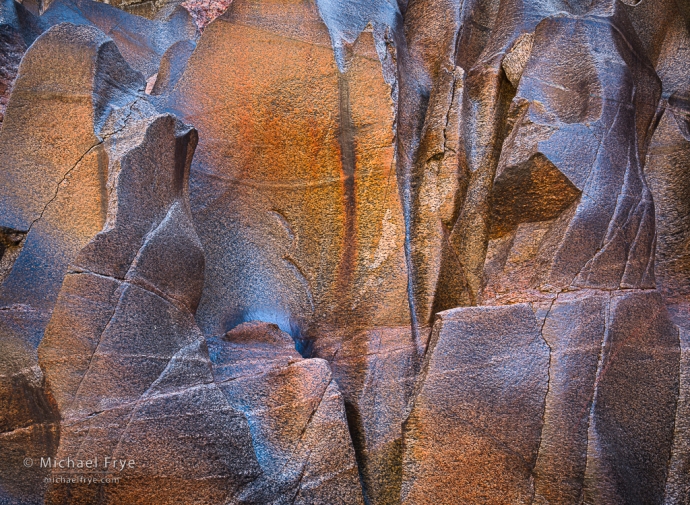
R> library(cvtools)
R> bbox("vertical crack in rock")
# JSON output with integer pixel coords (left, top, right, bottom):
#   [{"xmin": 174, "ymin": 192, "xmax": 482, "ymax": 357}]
[
  {"xmin": 582, "ymin": 291, "xmax": 680, "ymax": 503},
  {"xmin": 161, "ymin": 6, "xmax": 412, "ymax": 502}
]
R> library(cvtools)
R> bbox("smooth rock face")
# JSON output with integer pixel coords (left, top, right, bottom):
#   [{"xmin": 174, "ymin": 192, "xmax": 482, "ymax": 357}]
[
  {"xmin": 0, "ymin": 23, "xmax": 142, "ymax": 313},
  {"xmin": 665, "ymin": 304, "xmax": 690, "ymax": 504},
  {"xmin": 401, "ymin": 304, "xmax": 550, "ymax": 504},
  {"xmin": 532, "ymin": 291, "xmax": 609, "ymax": 504},
  {"xmin": 476, "ymin": 5, "xmax": 660, "ymax": 306},
  {"xmin": 1, "ymin": 0, "xmax": 689, "ymax": 503},
  {"xmin": 0, "ymin": 23, "xmax": 142, "ymax": 505},
  {"xmin": 38, "ymin": 99, "xmax": 263, "ymax": 504},
  {"xmin": 532, "ymin": 291, "xmax": 680, "ymax": 504},
  {"xmin": 163, "ymin": 5, "xmax": 414, "ymax": 500},
  {"xmin": 208, "ymin": 322, "xmax": 364, "ymax": 505},
  {"xmin": 401, "ymin": 295, "xmax": 679, "ymax": 505},
  {"xmin": 166, "ymin": 0, "xmax": 409, "ymax": 340}
]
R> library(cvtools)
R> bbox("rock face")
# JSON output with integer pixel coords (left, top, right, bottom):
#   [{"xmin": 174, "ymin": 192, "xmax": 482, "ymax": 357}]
[
  {"xmin": 162, "ymin": 4, "xmax": 416, "ymax": 501},
  {"xmin": 401, "ymin": 293, "xmax": 679, "ymax": 504},
  {"xmin": 208, "ymin": 321, "xmax": 364, "ymax": 504},
  {"xmin": 0, "ymin": 0, "xmax": 42, "ymax": 128},
  {"xmin": 41, "ymin": 0, "xmax": 197, "ymax": 78},
  {"xmin": 29, "ymin": 26, "xmax": 262, "ymax": 504},
  {"xmin": 1, "ymin": 0, "xmax": 689, "ymax": 503},
  {"xmin": 311, "ymin": 326, "xmax": 424, "ymax": 505},
  {"xmin": 401, "ymin": 304, "xmax": 550, "ymax": 504},
  {"xmin": 165, "ymin": 0, "xmax": 409, "ymax": 341},
  {"xmin": 0, "ymin": 22, "xmax": 142, "ymax": 505},
  {"xmin": 454, "ymin": 1, "xmax": 660, "ymax": 308},
  {"xmin": 666, "ymin": 305, "xmax": 690, "ymax": 504}
]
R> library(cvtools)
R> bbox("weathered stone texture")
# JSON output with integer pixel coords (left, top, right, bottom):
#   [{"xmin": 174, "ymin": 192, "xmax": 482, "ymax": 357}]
[
  {"xmin": 37, "ymin": 93, "xmax": 262, "ymax": 503},
  {"xmin": 402, "ymin": 293, "xmax": 679, "ymax": 505},
  {"xmin": 312, "ymin": 326, "xmax": 425, "ymax": 505},
  {"xmin": 401, "ymin": 304, "xmax": 550, "ymax": 504},
  {"xmin": 0, "ymin": 0, "xmax": 689, "ymax": 503},
  {"xmin": 41, "ymin": 0, "xmax": 196, "ymax": 77},
  {"xmin": 665, "ymin": 303, "xmax": 690, "ymax": 504},
  {"xmin": 0, "ymin": 0, "xmax": 43, "ymax": 129},
  {"xmin": 166, "ymin": 0, "xmax": 409, "ymax": 342},
  {"xmin": 0, "ymin": 23, "xmax": 142, "ymax": 504},
  {"xmin": 533, "ymin": 291, "xmax": 679, "ymax": 504},
  {"xmin": 209, "ymin": 322, "xmax": 364, "ymax": 505},
  {"xmin": 161, "ymin": 6, "xmax": 416, "ymax": 502},
  {"xmin": 582, "ymin": 291, "xmax": 679, "ymax": 504}
]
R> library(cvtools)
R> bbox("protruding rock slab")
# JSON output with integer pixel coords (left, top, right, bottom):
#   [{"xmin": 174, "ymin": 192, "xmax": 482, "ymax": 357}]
[
  {"xmin": 480, "ymin": 9, "xmax": 661, "ymax": 301},
  {"xmin": 209, "ymin": 321, "xmax": 365, "ymax": 505},
  {"xmin": 0, "ymin": 22, "xmax": 142, "ymax": 312},
  {"xmin": 312, "ymin": 326, "xmax": 426, "ymax": 505},
  {"xmin": 42, "ymin": 0, "xmax": 197, "ymax": 77},
  {"xmin": 401, "ymin": 304, "xmax": 549, "ymax": 504},
  {"xmin": 38, "ymin": 96, "xmax": 262, "ymax": 503}
]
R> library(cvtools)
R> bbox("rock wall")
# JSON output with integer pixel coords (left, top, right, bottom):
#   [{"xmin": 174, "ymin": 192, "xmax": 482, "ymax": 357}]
[{"xmin": 0, "ymin": 0, "xmax": 688, "ymax": 503}]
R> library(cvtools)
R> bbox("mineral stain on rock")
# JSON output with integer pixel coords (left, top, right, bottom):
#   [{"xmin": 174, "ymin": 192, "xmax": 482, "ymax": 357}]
[{"xmin": 0, "ymin": 0, "xmax": 688, "ymax": 503}]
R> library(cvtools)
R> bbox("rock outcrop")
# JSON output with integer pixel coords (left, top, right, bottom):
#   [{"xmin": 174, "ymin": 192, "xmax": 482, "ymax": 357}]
[
  {"xmin": 0, "ymin": 0, "xmax": 689, "ymax": 503},
  {"xmin": 0, "ymin": 22, "xmax": 143, "ymax": 505},
  {"xmin": 25, "ymin": 28, "xmax": 248, "ymax": 503},
  {"xmin": 208, "ymin": 321, "xmax": 364, "ymax": 504},
  {"xmin": 401, "ymin": 293, "xmax": 679, "ymax": 504},
  {"xmin": 401, "ymin": 304, "xmax": 550, "ymax": 504},
  {"xmin": 0, "ymin": 0, "xmax": 43, "ymax": 128},
  {"xmin": 160, "ymin": 4, "xmax": 417, "ymax": 501}
]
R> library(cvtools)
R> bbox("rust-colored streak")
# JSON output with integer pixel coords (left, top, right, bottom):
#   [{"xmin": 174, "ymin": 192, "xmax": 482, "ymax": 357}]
[{"xmin": 335, "ymin": 69, "xmax": 358, "ymax": 314}]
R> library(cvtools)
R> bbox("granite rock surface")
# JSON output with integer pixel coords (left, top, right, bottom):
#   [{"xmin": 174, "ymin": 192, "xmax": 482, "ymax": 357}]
[{"xmin": 0, "ymin": 0, "xmax": 689, "ymax": 503}]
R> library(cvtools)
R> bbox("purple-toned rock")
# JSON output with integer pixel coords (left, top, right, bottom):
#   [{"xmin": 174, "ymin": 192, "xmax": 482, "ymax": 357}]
[
  {"xmin": 533, "ymin": 290, "xmax": 679, "ymax": 504},
  {"xmin": 401, "ymin": 304, "xmax": 549, "ymax": 504},
  {"xmin": 0, "ymin": 23, "xmax": 142, "ymax": 505},
  {"xmin": 0, "ymin": 0, "xmax": 43, "ymax": 129},
  {"xmin": 583, "ymin": 291, "xmax": 679, "ymax": 504},
  {"xmin": 478, "ymin": 6, "xmax": 661, "ymax": 306},
  {"xmin": 208, "ymin": 321, "xmax": 365, "ymax": 505},
  {"xmin": 532, "ymin": 291, "xmax": 609, "ymax": 504},
  {"xmin": 665, "ymin": 304, "xmax": 690, "ymax": 504},
  {"xmin": 42, "ymin": 0, "xmax": 197, "ymax": 77},
  {"xmin": 402, "ymin": 292, "xmax": 679, "ymax": 504},
  {"xmin": 0, "ymin": 0, "xmax": 687, "ymax": 503}
]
